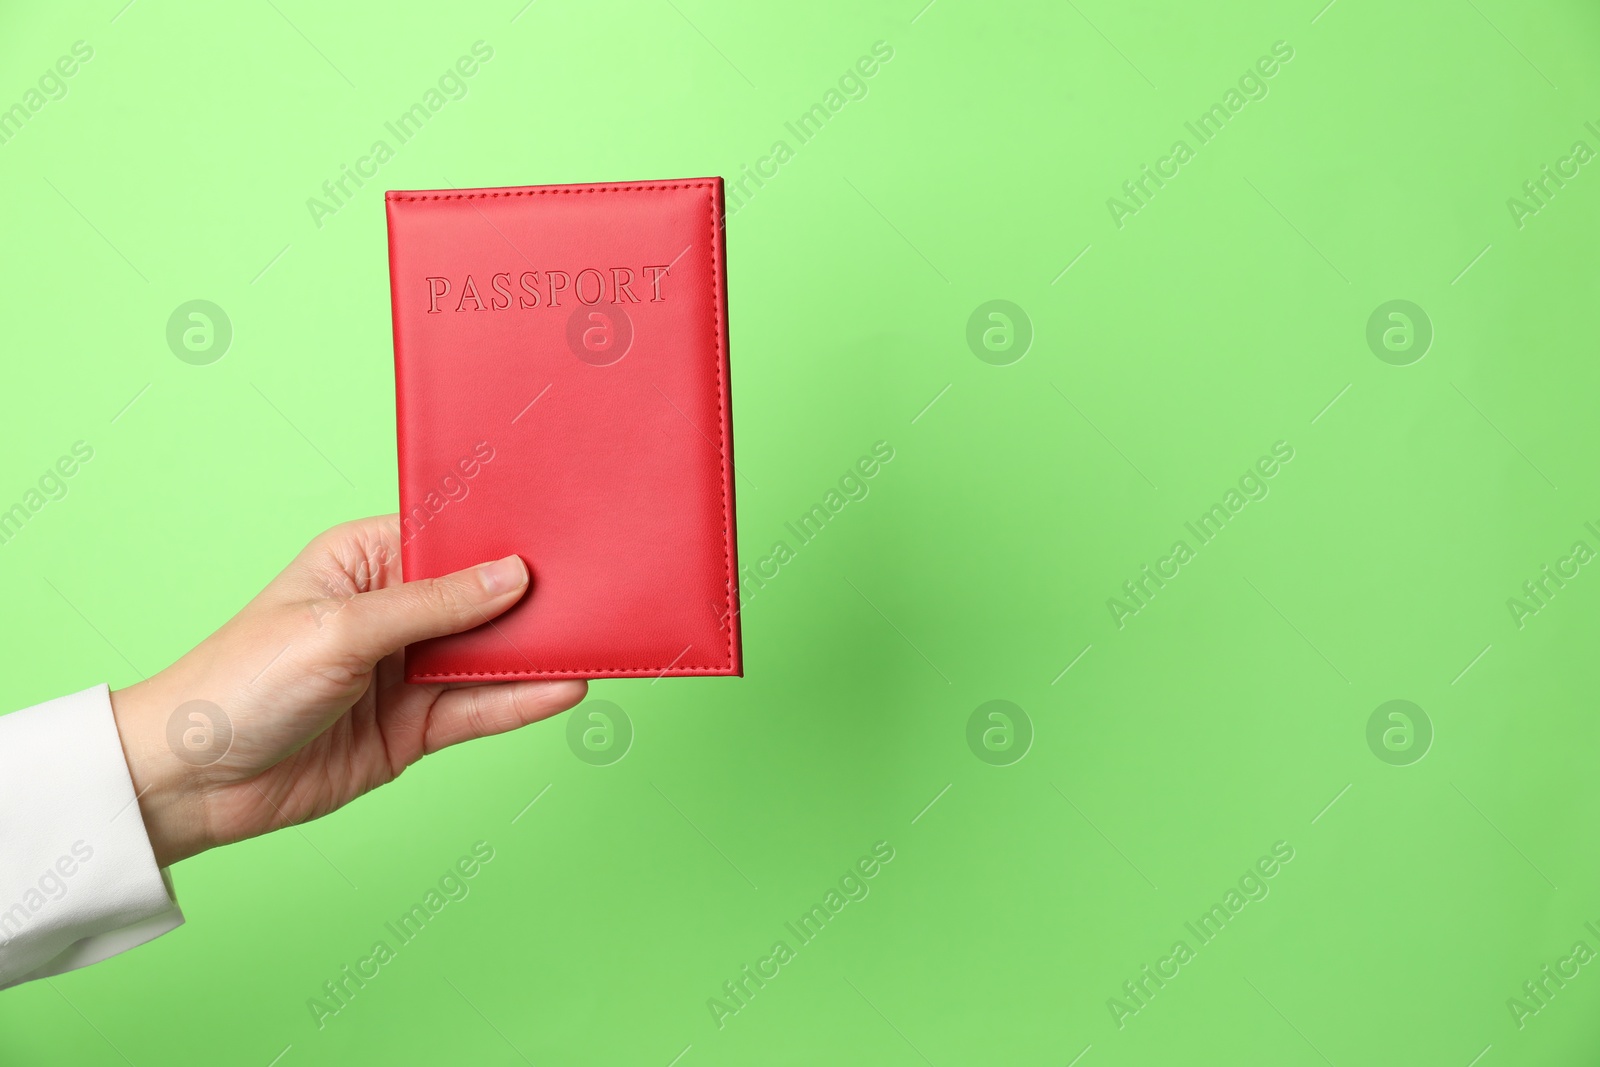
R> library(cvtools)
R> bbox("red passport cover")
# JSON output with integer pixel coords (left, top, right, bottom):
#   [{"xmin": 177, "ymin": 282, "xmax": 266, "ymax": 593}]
[{"xmin": 386, "ymin": 178, "xmax": 741, "ymax": 682}]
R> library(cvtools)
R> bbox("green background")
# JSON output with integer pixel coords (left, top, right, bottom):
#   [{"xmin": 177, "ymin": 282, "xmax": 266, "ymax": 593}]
[{"xmin": 2, "ymin": 0, "xmax": 1599, "ymax": 1063}]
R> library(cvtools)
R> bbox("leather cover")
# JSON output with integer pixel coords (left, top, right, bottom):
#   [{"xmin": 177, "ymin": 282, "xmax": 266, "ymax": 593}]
[{"xmin": 386, "ymin": 178, "xmax": 741, "ymax": 681}]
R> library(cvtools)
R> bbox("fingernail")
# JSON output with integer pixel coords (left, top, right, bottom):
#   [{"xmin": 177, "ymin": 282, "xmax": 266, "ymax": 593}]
[{"xmin": 477, "ymin": 555, "xmax": 528, "ymax": 596}]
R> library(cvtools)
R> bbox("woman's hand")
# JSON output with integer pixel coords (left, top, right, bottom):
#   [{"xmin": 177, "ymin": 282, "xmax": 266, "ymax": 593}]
[{"xmin": 107, "ymin": 515, "xmax": 586, "ymax": 867}]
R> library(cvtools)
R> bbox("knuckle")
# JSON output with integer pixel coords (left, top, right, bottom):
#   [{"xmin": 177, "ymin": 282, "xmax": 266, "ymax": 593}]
[
  {"xmin": 502, "ymin": 687, "xmax": 531, "ymax": 728},
  {"xmin": 465, "ymin": 688, "xmax": 498, "ymax": 734},
  {"xmin": 422, "ymin": 577, "xmax": 482, "ymax": 626}
]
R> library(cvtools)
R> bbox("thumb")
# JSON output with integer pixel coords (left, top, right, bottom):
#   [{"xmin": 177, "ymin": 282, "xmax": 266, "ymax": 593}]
[{"xmin": 335, "ymin": 555, "xmax": 530, "ymax": 662}]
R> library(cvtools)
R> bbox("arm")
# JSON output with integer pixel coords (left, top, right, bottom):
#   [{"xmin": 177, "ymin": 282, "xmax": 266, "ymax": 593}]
[
  {"xmin": 0, "ymin": 686, "xmax": 181, "ymax": 989},
  {"xmin": 1, "ymin": 516, "xmax": 586, "ymax": 987}
]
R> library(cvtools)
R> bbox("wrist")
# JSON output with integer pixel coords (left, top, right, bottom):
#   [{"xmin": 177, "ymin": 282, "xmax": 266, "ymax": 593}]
[{"xmin": 109, "ymin": 680, "xmax": 213, "ymax": 867}]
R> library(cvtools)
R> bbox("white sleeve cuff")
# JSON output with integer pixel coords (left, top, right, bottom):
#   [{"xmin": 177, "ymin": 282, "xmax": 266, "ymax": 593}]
[{"xmin": 0, "ymin": 684, "xmax": 184, "ymax": 989}]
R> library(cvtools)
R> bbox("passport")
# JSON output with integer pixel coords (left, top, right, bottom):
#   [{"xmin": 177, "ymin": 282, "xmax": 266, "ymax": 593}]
[{"xmin": 386, "ymin": 178, "xmax": 742, "ymax": 681}]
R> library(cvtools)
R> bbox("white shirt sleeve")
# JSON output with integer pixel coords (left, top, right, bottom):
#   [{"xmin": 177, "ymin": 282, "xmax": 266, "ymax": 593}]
[{"xmin": 0, "ymin": 684, "xmax": 184, "ymax": 989}]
